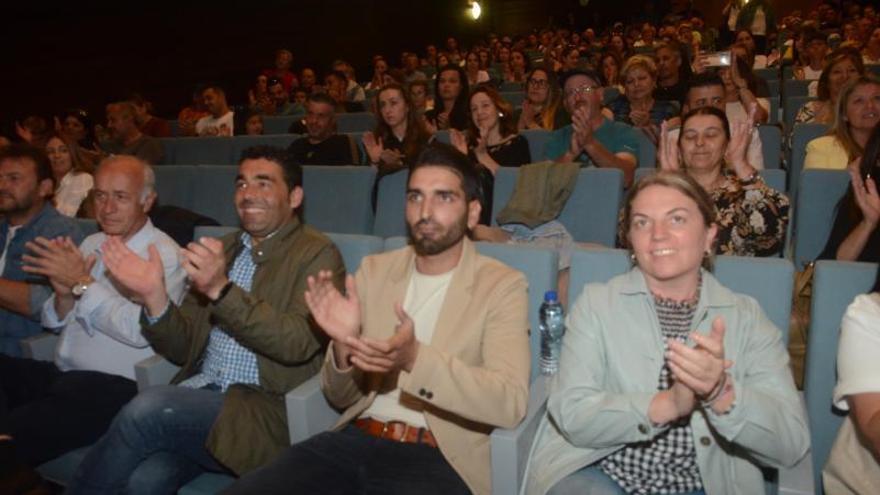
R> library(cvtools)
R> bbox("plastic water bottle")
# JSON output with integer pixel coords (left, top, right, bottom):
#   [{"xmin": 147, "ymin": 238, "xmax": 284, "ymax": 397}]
[{"xmin": 539, "ymin": 290, "xmax": 565, "ymax": 376}]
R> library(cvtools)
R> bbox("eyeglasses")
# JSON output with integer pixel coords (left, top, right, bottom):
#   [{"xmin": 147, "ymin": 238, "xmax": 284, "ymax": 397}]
[
  {"xmin": 564, "ymin": 84, "xmax": 600, "ymax": 99},
  {"xmin": 527, "ymin": 78, "xmax": 549, "ymax": 88}
]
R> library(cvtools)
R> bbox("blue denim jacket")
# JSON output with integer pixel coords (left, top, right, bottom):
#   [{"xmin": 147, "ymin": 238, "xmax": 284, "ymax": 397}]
[{"xmin": 0, "ymin": 203, "xmax": 83, "ymax": 356}]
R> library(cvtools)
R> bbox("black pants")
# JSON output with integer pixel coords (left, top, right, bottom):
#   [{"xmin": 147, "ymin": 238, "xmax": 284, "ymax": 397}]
[
  {"xmin": 0, "ymin": 354, "xmax": 138, "ymax": 465},
  {"xmin": 223, "ymin": 424, "xmax": 472, "ymax": 495}
]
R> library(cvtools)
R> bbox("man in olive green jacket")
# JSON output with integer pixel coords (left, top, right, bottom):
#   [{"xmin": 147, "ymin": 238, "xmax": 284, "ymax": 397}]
[{"xmin": 66, "ymin": 146, "xmax": 345, "ymax": 495}]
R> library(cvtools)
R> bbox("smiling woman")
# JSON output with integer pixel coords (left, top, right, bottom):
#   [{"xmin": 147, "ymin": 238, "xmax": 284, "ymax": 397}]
[{"xmin": 522, "ymin": 171, "xmax": 809, "ymax": 495}]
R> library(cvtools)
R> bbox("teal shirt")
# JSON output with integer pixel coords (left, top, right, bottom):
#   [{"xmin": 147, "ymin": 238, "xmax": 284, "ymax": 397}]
[{"xmin": 542, "ymin": 119, "xmax": 640, "ymax": 166}]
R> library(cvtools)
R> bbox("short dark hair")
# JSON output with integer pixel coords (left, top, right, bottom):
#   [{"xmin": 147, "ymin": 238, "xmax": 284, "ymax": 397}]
[
  {"xmin": 238, "ymin": 146, "xmax": 302, "ymax": 191},
  {"xmin": 327, "ymin": 70, "xmax": 348, "ymax": 83},
  {"xmin": 409, "ymin": 142, "xmax": 481, "ymax": 203},
  {"xmin": 686, "ymin": 72, "xmax": 724, "ymax": 96},
  {"xmin": 306, "ymin": 92, "xmax": 337, "ymax": 107},
  {"xmin": 0, "ymin": 143, "xmax": 54, "ymax": 187}
]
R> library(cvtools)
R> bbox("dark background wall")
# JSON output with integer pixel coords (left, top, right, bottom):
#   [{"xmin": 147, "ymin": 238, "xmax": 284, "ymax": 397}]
[{"xmin": 4, "ymin": 0, "xmax": 803, "ymax": 133}]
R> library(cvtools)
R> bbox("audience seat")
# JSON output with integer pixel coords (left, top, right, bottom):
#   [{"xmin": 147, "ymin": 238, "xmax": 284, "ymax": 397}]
[
  {"xmin": 489, "ymin": 167, "xmax": 624, "ymax": 246},
  {"xmin": 765, "ymin": 79, "xmax": 780, "ymax": 97},
  {"xmin": 168, "ymin": 120, "xmax": 180, "ymax": 137},
  {"xmin": 335, "ymin": 112, "xmax": 377, "ymax": 134},
  {"xmin": 500, "ymin": 91, "xmax": 525, "ymax": 108},
  {"xmin": 634, "ymin": 129, "xmax": 655, "ymax": 169},
  {"xmin": 803, "ymin": 260, "xmax": 878, "ymax": 490},
  {"xmin": 521, "ymin": 129, "xmax": 552, "ymax": 162},
  {"xmin": 262, "ymin": 115, "xmax": 303, "ymax": 135},
  {"xmin": 161, "ymin": 137, "xmax": 234, "ymax": 165},
  {"xmin": 372, "ymin": 170, "xmax": 409, "ymax": 238},
  {"xmin": 788, "ymin": 123, "xmax": 829, "ymax": 197},
  {"xmin": 190, "ymin": 165, "xmax": 240, "ymax": 226},
  {"xmin": 302, "ymin": 166, "xmax": 376, "ymax": 235},
  {"xmin": 758, "ymin": 125, "xmax": 783, "ymax": 170},
  {"xmin": 783, "ymin": 96, "xmax": 816, "ymax": 132},
  {"xmin": 793, "ymin": 169, "xmax": 850, "ymax": 269},
  {"xmin": 767, "ymin": 96, "xmax": 780, "ymax": 125},
  {"xmin": 755, "ymin": 68, "xmax": 778, "ymax": 81},
  {"xmin": 230, "ymin": 135, "xmax": 299, "ymax": 162},
  {"xmin": 784, "ymin": 79, "xmax": 812, "ymax": 98},
  {"xmin": 154, "ymin": 165, "xmax": 198, "ymax": 211}
]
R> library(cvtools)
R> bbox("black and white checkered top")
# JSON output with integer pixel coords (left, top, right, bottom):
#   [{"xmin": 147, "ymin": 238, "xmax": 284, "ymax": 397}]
[{"xmin": 599, "ymin": 292, "xmax": 703, "ymax": 494}]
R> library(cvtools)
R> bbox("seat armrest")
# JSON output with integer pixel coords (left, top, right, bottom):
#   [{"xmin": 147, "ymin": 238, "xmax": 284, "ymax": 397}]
[
  {"xmin": 134, "ymin": 355, "xmax": 180, "ymax": 391},
  {"xmin": 491, "ymin": 376, "xmax": 548, "ymax": 495},
  {"xmin": 285, "ymin": 374, "xmax": 341, "ymax": 444},
  {"xmin": 20, "ymin": 332, "xmax": 59, "ymax": 361}
]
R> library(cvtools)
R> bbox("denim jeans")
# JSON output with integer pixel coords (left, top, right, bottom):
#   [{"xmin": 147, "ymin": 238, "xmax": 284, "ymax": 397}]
[
  {"xmin": 548, "ymin": 464, "xmax": 707, "ymax": 495},
  {"xmin": 223, "ymin": 424, "xmax": 470, "ymax": 495},
  {"xmin": 66, "ymin": 385, "xmax": 227, "ymax": 495}
]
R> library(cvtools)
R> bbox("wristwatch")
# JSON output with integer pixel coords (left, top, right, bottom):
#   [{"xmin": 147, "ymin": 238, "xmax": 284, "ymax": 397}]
[{"xmin": 71, "ymin": 276, "xmax": 93, "ymax": 297}]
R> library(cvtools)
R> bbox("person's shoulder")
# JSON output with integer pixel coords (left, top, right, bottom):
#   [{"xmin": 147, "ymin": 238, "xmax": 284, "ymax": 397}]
[
  {"xmin": 806, "ymin": 134, "xmax": 837, "ymax": 149},
  {"xmin": 847, "ymin": 293, "xmax": 880, "ymax": 321}
]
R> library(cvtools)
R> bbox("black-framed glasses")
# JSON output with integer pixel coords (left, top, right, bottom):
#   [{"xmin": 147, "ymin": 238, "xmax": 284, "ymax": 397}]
[
  {"xmin": 564, "ymin": 84, "xmax": 600, "ymax": 99},
  {"xmin": 527, "ymin": 78, "xmax": 549, "ymax": 88}
]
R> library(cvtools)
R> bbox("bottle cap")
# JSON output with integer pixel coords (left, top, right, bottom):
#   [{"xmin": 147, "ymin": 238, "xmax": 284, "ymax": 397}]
[{"xmin": 544, "ymin": 290, "xmax": 558, "ymax": 302}]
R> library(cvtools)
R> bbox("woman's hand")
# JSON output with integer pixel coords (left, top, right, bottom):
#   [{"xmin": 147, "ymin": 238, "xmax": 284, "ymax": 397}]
[
  {"xmin": 449, "ymin": 128, "xmax": 469, "ymax": 156},
  {"xmin": 658, "ymin": 120, "xmax": 682, "ymax": 171},
  {"xmin": 725, "ymin": 115, "xmax": 756, "ymax": 179},
  {"xmin": 849, "ymin": 160, "xmax": 880, "ymax": 230},
  {"xmin": 630, "ymin": 108, "xmax": 651, "ymax": 128},
  {"xmin": 667, "ymin": 317, "xmax": 731, "ymax": 398},
  {"xmin": 362, "ymin": 131, "xmax": 384, "ymax": 165}
]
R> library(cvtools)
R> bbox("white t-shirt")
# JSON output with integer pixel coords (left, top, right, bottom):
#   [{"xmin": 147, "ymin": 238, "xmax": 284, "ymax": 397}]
[
  {"xmin": 751, "ymin": 7, "xmax": 767, "ymax": 36},
  {"xmin": 834, "ymin": 293, "xmax": 880, "ymax": 410},
  {"xmin": 196, "ymin": 111, "xmax": 234, "ymax": 136},
  {"xmin": 361, "ymin": 265, "xmax": 454, "ymax": 427},
  {"xmin": 0, "ymin": 225, "xmax": 22, "ymax": 274},
  {"xmin": 803, "ymin": 66, "xmax": 823, "ymax": 81}
]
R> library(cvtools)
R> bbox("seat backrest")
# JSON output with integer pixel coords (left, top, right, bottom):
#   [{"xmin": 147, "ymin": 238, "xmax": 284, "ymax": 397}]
[
  {"xmin": 500, "ymin": 91, "xmax": 525, "ymax": 108},
  {"xmin": 760, "ymin": 168, "xmax": 787, "ymax": 193},
  {"xmin": 765, "ymin": 79, "xmax": 780, "ymax": 96},
  {"xmin": 803, "ymin": 260, "xmax": 878, "ymax": 489},
  {"xmin": 168, "ymin": 137, "xmax": 234, "ymax": 165},
  {"xmin": 262, "ymin": 115, "xmax": 303, "ymax": 135},
  {"xmin": 793, "ymin": 169, "xmax": 850, "ymax": 268},
  {"xmin": 76, "ymin": 218, "xmax": 100, "ymax": 237},
  {"xmin": 789, "ymin": 123, "xmax": 830, "ymax": 196},
  {"xmin": 767, "ymin": 96, "xmax": 780, "ymax": 125},
  {"xmin": 336, "ymin": 112, "xmax": 377, "ymax": 134},
  {"xmin": 372, "ymin": 170, "xmax": 409, "ymax": 238},
  {"xmin": 757, "ymin": 125, "xmax": 782, "ymax": 169},
  {"xmin": 634, "ymin": 130, "xmax": 656, "ymax": 169},
  {"xmin": 154, "ymin": 165, "xmax": 198, "ymax": 211},
  {"xmin": 190, "ymin": 165, "xmax": 240, "ymax": 226},
  {"xmin": 521, "ymin": 129, "xmax": 551, "ymax": 162},
  {"xmin": 784, "ymin": 79, "xmax": 811, "ymax": 98},
  {"xmin": 168, "ymin": 120, "xmax": 180, "ymax": 137},
  {"xmin": 783, "ymin": 96, "xmax": 815, "ymax": 132},
  {"xmin": 491, "ymin": 167, "xmax": 624, "ymax": 245},
  {"xmin": 325, "ymin": 232, "xmax": 384, "ymax": 274},
  {"xmin": 230, "ymin": 135, "xmax": 299, "ymax": 162},
  {"xmin": 382, "ymin": 236, "xmax": 558, "ymax": 383},
  {"xmin": 755, "ymin": 68, "xmax": 778, "ymax": 81},
  {"xmin": 569, "ymin": 249, "xmax": 794, "ymax": 341},
  {"xmin": 302, "ymin": 166, "xmax": 376, "ymax": 235}
]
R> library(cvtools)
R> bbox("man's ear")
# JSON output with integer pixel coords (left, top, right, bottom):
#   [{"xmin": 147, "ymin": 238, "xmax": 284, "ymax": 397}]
[
  {"xmin": 142, "ymin": 191, "xmax": 157, "ymax": 214},
  {"xmin": 289, "ymin": 185, "xmax": 304, "ymax": 210},
  {"xmin": 466, "ymin": 199, "xmax": 482, "ymax": 230}
]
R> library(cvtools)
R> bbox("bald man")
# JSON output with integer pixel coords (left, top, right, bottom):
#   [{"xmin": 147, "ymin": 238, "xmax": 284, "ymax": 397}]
[{"xmin": 1, "ymin": 155, "xmax": 186, "ymax": 471}]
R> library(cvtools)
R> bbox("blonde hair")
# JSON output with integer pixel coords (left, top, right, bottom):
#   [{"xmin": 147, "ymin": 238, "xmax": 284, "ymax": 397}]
[{"xmin": 830, "ymin": 75, "xmax": 880, "ymax": 161}]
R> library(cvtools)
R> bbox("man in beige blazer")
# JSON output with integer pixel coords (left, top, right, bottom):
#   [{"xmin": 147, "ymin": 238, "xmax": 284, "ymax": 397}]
[{"xmin": 225, "ymin": 143, "xmax": 531, "ymax": 495}]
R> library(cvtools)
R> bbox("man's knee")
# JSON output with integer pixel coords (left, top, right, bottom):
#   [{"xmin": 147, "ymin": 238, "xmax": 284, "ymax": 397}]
[{"xmin": 116, "ymin": 386, "xmax": 180, "ymax": 428}]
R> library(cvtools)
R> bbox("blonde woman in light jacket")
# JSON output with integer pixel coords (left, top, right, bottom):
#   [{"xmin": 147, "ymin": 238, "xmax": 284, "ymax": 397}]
[{"xmin": 522, "ymin": 171, "xmax": 809, "ymax": 495}]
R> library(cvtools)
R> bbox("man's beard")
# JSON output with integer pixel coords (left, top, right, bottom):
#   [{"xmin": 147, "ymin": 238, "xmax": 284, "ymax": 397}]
[
  {"xmin": 407, "ymin": 214, "xmax": 468, "ymax": 256},
  {"xmin": 0, "ymin": 191, "xmax": 35, "ymax": 217}
]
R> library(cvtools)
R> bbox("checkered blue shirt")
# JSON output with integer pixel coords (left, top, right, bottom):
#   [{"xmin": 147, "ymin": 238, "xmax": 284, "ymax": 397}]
[{"xmin": 178, "ymin": 232, "xmax": 261, "ymax": 392}]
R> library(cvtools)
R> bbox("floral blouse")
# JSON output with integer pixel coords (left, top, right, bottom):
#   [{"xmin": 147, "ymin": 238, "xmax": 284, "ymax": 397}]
[{"xmin": 618, "ymin": 170, "xmax": 789, "ymax": 257}]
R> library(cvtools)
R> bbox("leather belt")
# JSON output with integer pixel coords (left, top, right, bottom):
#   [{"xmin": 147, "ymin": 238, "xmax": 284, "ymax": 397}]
[{"xmin": 354, "ymin": 418, "xmax": 438, "ymax": 448}]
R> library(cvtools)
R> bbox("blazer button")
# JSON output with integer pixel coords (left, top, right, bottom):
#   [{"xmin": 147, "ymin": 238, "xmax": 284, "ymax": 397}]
[
  {"xmin": 638, "ymin": 424, "xmax": 648, "ymax": 434},
  {"xmin": 426, "ymin": 391, "xmax": 434, "ymax": 400},
  {"xmin": 418, "ymin": 388, "xmax": 426, "ymax": 397},
  {"xmin": 700, "ymin": 436, "xmax": 711, "ymax": 446}
]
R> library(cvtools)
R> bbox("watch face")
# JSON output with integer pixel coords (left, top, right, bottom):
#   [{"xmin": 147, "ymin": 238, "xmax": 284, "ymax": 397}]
[{"xmin": 72, "ymin": 283, "xmax": 87, "ymax": 297}]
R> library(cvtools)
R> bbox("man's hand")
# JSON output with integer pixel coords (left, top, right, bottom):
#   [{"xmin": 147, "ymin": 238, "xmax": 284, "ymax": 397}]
[
  {"xmin": 304, "ymin": 271, "xmax": 362, "ymax": 343},
  {"xmin": 101, "ymin": 236, "xmax": 168, "ymax": 316},
  {"xmin": 180, "ymin": 237, "xmax": 228, "ymax": 300},
  {"xmin": 23, "ymin": 236, "xmax": 96, "ymax": 291},
  {"xmin": 346, "ymin": 302, "xmax": 419, "ymax": 373}
]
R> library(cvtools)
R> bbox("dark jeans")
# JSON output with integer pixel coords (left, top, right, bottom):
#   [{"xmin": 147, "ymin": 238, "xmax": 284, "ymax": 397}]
[
  {"xmin": 0, "ymin": 354, "xmax": 138, "ymax": 465},
  {"xmin": 66, "ymin": 384, "xmax": 227, "ymax": 495},
  {"xmin": 224, "ymin": 424, "xmax": 471, "ymax": 495}
]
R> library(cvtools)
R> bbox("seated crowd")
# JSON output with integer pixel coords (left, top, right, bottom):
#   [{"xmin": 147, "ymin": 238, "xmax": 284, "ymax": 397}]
[{"xmin": 2, "ymin": 1, "xmax": 880, "ymax": 494}]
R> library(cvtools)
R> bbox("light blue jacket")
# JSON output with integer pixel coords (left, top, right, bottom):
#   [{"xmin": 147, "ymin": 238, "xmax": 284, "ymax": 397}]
[{"xmin": 522, "ymin": 268, "xmax": 809, "ymax": 495}]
